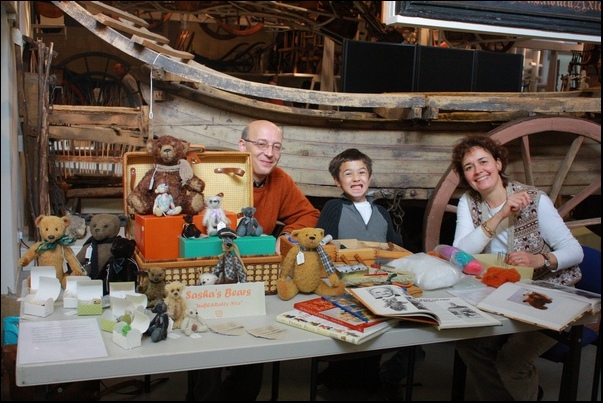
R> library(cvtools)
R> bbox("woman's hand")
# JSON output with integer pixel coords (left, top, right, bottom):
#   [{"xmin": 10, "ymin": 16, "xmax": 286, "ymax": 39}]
[
  {"xmin": 500, "ymin": 191, "xmax": 531, "ymax": 218},
  {"xmin": 507, "ymin": 251, "xmax": 538, "ymax": 267}
]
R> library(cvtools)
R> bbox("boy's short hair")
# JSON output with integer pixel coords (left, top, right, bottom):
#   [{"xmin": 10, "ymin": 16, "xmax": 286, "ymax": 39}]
[{"xmin": 328, "ymin": 148, "xmax": 373, "ymax": 179}]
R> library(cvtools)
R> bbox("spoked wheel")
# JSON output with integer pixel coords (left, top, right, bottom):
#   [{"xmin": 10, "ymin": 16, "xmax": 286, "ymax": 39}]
[
  {"xmin": 52, "ymin": 52, "xmax": 135, "ymax": 106},
  {"xmin": 423, "ymin": 116, "xmax": 601, "ymax": 252}
]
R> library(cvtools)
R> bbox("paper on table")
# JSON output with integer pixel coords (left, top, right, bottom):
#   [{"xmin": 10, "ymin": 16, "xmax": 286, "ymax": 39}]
[{"xmin": 17, "ymin": 318, "xmax": 108, "ymax": 365}]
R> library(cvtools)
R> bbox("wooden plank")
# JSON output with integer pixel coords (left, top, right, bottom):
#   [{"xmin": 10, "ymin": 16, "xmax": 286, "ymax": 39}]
[
  {"xmin": 83, "ymin": 1, "xmax": 149, "ymax": 27},
  {"xmin": 48, "ymin": 126, "xmax": 147, "ymax": 147},
  {"xmin": 132, "ymin": 36, "xmax": 195, "ymax": 61},
  {"xmin": 94, "ymin": 14, "xmax": 170, "ymax": 44}
]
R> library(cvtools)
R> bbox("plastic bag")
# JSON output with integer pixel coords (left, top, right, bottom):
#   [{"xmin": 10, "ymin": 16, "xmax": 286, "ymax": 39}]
[
  {"xmin": 382, "ymin": 253, "xmax": 464, "ymax": 290},
  {"xmin": 433, "ymin": 244, "xmax": 485, "ymax": 275}
]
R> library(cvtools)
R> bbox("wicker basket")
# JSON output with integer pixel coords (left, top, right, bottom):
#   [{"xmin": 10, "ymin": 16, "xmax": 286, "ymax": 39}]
[{"xmin": 134, "ymin": 249, "xmax": 281, "ymax": 295}]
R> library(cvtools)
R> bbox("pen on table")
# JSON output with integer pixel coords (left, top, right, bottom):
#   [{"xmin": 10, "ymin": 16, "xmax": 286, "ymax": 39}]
[{"xmin": 323, "ymin": 296, "xmax": 369, "ymax": 322}]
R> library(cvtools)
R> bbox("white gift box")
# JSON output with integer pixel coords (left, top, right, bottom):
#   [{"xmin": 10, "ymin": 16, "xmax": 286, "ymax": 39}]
[
  {"xmin": 112, "ymin": 309, "xmax": 151, "ymax": 350},
  {"xmin": 77, "ymin": 280, "xmax": 104, "ymax": 315},
  {"xmin": 63, "ymin": 276, "xmax": 92, "ymax": 309},
  {"xmin": 23, "ymin": 275, "xmax": 61, "ymax": 317}
]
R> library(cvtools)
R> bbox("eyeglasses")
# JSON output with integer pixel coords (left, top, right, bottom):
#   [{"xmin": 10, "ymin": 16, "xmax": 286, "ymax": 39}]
[{"xmin": 243, "ymin": 139, "xmax": 284, "ymax": 152}]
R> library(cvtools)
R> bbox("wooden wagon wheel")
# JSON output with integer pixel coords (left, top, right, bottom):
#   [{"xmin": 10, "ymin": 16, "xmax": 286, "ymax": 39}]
[{"xmin": 423, "ymin": 116, "xmax": 601, "ymax": 252}]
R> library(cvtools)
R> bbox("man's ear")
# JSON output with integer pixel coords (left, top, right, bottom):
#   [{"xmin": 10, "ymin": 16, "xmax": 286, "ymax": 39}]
[{"xmin": 238, "ymin": 139, "xmax": 247, "ymax": 153}]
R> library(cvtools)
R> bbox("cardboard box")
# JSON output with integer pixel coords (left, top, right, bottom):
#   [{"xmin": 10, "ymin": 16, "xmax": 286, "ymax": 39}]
[
  {"xmin": 63, "ymin": 276, "xmax": 92, "ymax": 309},
  {"xmin": 22, "ymin": 276, "xmax": 61, "ymax": 318},
  {"xmin": 112, "ymin": 309, "xmax": 151, "ymax": 350},
  {"xmin": 135, "ymin": 214, "xmax": 205, "ymax": 260},
  {"xmin": 179, "ymin": 236, "xmax": 222, "ymax": 258},
  {"xmin": 180, "ymin": 234, "xmax": 277, "ymax": 258},
  {"xmin": 135, "ymin": 211, "xmax": 240, "ymax": 260},
  {"xmin": 77, "ymin": 280, "xmax": 104, "ymax": 316}
]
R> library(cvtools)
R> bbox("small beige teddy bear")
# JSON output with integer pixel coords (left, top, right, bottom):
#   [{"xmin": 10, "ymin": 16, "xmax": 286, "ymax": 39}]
[{"xmin": 164, "ymin": 281, "xmax": 188, "ymax": 329}]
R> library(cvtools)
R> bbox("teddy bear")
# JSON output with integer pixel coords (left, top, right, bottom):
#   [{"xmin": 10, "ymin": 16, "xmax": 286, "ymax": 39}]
[
  {"xmin": 182, "ymin": 214, "xmax": 202, "ymax": 238},
  {"xmin": 153, "ymin": 183, "xmax": 182, "ymax": 217},
  {"xmin": 181, "ymin": 307, "xmax": 208, "ymax": 336},
  {"xmin": 18, "ymin": 214, "xmax": 85, "ymax": 289},
  {"xmin": 137, "ymin": 266, "xmax": 167, "ymax": 308},
  {"xmin": 236, "ymin": 206, "xmax": 263, "ymax": 237},
  {"xmin": 96, "ymin": 237, "xmax": 139, "ymax": 295},
  {"xmin": 126, "ymin": 135, "xmax": 206, "ymax": 216},
  {"xmin": 276, "ymin": 227, "xmax": 345, "ymax": 301},
  {"xmin": 202, "ymin": 193, "xmax": 230, "ymax": 236},
  {"xmin": 76, "ymin": 213, "xmax": 128, "ymax": 280},
  {"xmin": 197, "ymin": 272, "xmax": 218, "ymax": 286},
  {"xmin": 164, "ymin": 281, "xmax": 188, "ymax": 329},
  {"xmin": 146, "ymin": 299, "xmax": 170, "ymax": 342}
]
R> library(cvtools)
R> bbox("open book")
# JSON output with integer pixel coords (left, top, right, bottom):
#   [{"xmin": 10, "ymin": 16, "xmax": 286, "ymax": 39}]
[
  {"xmin": 477, "ymin": 280, "xmax": 601, "ymax": 331},
  {"xmin": 276, "ymin": 309, "xmax": 395, "ymax": 345},
  {"xmin": 346, "ymin": 285, "xmax": 502, "ymax": 330}
]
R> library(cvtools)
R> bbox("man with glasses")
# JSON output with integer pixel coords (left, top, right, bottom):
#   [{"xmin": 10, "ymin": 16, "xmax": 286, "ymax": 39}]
[{"xmin": 191, "ymin": 119, "xmax": 320, "ymax": 401}]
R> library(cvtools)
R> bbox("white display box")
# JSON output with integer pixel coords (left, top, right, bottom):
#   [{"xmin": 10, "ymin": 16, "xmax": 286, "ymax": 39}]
[
  {"xmin": 22, "ymin": 276, "xmax": 61, "ymax": 317},
  {"xmin": 112, "ymin": 309, "xmax": 151, "ymax": 350},
  {"xmin": 63, "ymin": 276, "xmax": 92, "ymax": 309},
  {"xmin": 77, "ymin": 280, "xmax": 104, "ymax": 315}
]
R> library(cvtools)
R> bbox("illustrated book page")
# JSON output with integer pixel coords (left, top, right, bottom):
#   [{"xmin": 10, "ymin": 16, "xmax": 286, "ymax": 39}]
[
  {"xmin": 527, "ymin": 280, "xmax": 600, "ymax": 313},
  {"xmin": 476, "ymin": 281, "xmax": 595, "ymax": 331},
  {"xmin": 346, "ymin": 285, "xmax": 501, "ymax": 330},
  {"xmin": 276, "ymin": 309, "xmax": 395, "ymax": 345},
  {"xmin": 293, "ymin": 295, "xmax": 390, "ymax": 332}
]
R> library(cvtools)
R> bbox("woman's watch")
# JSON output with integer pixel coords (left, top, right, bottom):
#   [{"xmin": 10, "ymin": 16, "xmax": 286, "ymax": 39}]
[{"xmin": 539, "ymin": 253, "xmax": 551, "ymax": 269}]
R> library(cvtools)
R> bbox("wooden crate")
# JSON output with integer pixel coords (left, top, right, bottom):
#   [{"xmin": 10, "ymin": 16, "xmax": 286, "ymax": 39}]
[{"xmin": 134, "ymin": 249, "xmax": 282, "ymax": 295}]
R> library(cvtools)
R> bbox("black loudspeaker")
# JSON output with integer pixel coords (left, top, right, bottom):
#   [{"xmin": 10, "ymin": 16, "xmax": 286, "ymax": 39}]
[
  {"xmin": 341, "ymin": 39, "xmax": 416, "ymax": 94},
  {"xmin": 473, "ymin": 51, "xmax": 524, "ymax": 92},
  {"xmin": 414, "ymin": 46, "xmax": 475, "ymax": 92}
]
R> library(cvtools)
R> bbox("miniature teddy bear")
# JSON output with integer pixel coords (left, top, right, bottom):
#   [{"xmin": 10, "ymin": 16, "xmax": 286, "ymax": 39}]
[
  {"xmin": 236, "ymin": 206, "xmax": 263, "ymax": 237},
  {"xmin": 181, "ymin": 307, "xmax": 208, "ymax": 336},
  {"xmin": 182, "ymin": 214, "xmax": 202, "ymax": 238},
  {"xmin": 76, "ymin": 213, "xmax": 128, "ymax": 280},
  {"xmin": 277, "ymin": 227, "xmax": 345, "ymax": 301},
  {"xmin": 18, "ymin": 214, "xmax": 85, "ymax": 289},
  {"xmin": 146, "ymin": 299, "xmax": 170, "ymax": 342},
  {"xmin": 164, "ymin": 281, "xmax": 188, "ymax": 329},
  {"xmin": 197, "ymin": 272, "xmax": 218, "ymax": 286},
  {"xmin": 96, "ymin": 238, "xmax": 139, "ymax": 295},
  {"xmin": 127, "ymin": 135, "xmax": 206, "ymax": 216},
  {"xmin": 137, "ymin": 266, "xmax": 167, "ymax": 308},
  {"xmin": 153, "ymin": 183, "xmax": 182, "ymax": 217},
  {"xmin": 202, "ymin": 193, "xmax": 231, "ymax": 236},
  {"xmin": 212, "ymin": 228, "xmax": 247, "ymax": 284}
]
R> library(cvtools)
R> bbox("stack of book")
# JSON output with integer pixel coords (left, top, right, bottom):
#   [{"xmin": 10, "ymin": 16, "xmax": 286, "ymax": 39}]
[{"xmin": 276, "ymin": 295, "xmax": 396, "ymax": 345}]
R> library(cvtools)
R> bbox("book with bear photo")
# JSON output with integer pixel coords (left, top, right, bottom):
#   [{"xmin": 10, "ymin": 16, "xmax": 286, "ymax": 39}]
[
  {"xmin": 293, "ymin": 295, "xmax": 390, "ymax": 332},
  {"xmin": 476, "ymin": 280, "xmax": 600, "ymax": 332},
  {"xmin": 346, "ymin": 285, "xmax": 502, "ymax": 330}
]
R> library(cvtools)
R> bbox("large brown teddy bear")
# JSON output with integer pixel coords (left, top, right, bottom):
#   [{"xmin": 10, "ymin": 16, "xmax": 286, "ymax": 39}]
[
  {"xmin": 276, "ymin": 227, "xmax": 345, "ymax": 301},
  {"xmin": 127, "ymin": 135, "xmax": 206, "ymax": 216},
  {"xmin": 76, "ymin": 213, "xmax": 127, "ymax": 280},
  {"xmin": 18, "ymin": 215, "xmax": 85, "ymax": 289}
]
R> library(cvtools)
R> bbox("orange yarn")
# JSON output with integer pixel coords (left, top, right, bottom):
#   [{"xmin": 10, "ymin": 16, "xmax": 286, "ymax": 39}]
[{"xmin": 481, "ymin": 267, "xmax": 521, "ymax": 288}]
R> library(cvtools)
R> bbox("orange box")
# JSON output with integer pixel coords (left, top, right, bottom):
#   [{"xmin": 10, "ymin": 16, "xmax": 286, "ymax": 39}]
[
  {"xmin": 135, "ymin": 214, "xmax": 204, "ymax": 260},
  {"xmin": 136, "ymin": 211, "xmax": 239, "ymax": 260}
]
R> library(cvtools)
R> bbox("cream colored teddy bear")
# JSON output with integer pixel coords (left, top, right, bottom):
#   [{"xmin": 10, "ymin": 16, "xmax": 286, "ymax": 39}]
[{"xmin": 181, "ymin": 307, "xmax": 208, "ymax": 336}]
